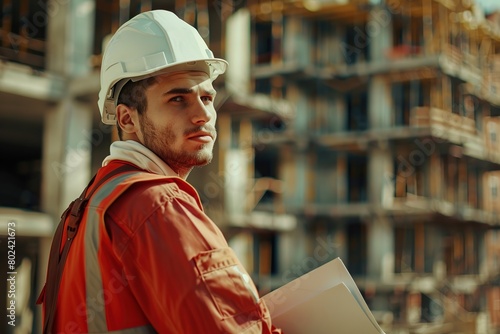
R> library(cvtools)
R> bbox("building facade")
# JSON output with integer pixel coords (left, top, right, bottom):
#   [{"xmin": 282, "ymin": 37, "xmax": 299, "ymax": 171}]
[{"xmin": 221, "ymin": 0, "xmax": 500, "ymax": 333}]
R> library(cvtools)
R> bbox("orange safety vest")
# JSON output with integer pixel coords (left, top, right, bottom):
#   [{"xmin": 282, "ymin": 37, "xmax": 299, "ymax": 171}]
[{"xmin": 38, "ymin": 161, "xmax": 279, "ymax": 333}]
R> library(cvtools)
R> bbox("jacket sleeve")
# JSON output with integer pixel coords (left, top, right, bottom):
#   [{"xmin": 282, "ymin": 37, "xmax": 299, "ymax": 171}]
[{"xmin": 115, "ymin": 189, "xmax": 282, "ymax": 333}]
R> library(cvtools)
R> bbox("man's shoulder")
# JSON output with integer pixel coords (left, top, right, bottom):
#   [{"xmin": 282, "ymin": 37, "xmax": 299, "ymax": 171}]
[
  {"xmin": 118, "ymin": 172, "xmax": 191, "ymax": 203},
  {"xmin": 97, "ymin": 162, "xmax": 202, "ymax": 221},
  {"xmin": 96, "ymin": 161, "xmax": 195, "ymax": 194}
]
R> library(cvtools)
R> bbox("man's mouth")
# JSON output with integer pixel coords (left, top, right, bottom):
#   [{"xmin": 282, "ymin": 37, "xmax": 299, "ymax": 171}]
[{"xmin": 187, "ymin": 131, "xmax": 214, "ymax": 143}]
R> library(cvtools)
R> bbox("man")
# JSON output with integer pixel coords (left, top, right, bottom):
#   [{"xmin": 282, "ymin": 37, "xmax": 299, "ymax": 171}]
[{"xmin": 38, "ymin": 10, "xmax": 282, "ymax": 333}]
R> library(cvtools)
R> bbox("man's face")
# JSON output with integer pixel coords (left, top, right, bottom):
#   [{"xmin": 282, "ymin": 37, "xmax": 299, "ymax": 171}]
[{"xmin": 137, "ymin": 71, "xmax": 217, "ymax": 174}]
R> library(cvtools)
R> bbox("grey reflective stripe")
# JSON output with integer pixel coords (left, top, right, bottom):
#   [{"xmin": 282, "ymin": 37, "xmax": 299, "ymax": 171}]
[
  {"xmin": 84, "ymin": 172, "xmax": 139, "ymax": 333},
  {"xmin": 108, "ymin": 324, "xmax": 157, "ymax": 333}
]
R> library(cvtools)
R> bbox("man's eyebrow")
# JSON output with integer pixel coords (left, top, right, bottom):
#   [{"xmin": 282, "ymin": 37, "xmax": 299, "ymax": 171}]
[
  {"xmin": 163, "ymin": 88, "xmax": 216, "ymax": 96},
  {"xmin": 164, "ymin": 88, "xmax": 194, "ymax": 95}
]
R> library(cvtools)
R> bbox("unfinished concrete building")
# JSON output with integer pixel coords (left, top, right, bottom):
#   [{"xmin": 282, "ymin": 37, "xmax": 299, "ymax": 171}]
[
  {"xmin": 219, "ymin": 0, "xmax": 500, "ymax": 333},
  {"xmin": 1, "ymin": 0, "xmax": 500, "ymax": 333}
]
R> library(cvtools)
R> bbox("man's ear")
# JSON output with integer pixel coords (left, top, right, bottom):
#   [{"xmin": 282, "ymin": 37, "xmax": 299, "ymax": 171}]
[{"xmin": 116, "ymin": 104, "xmax": 140, "ymax": 136}]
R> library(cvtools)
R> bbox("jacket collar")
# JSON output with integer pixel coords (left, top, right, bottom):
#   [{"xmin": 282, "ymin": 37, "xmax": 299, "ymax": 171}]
[{"xmin": 102, "ymin": 140, "xmax": 178, "ymax": 177}]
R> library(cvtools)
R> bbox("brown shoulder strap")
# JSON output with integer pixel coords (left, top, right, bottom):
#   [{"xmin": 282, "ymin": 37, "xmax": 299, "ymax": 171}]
[{"xmin": 39, "ymin": 164, "xmax": 140, "ymax": 334}]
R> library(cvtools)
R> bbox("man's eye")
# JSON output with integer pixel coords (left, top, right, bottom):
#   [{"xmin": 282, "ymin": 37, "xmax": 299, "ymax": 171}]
[
  {"xmin": 170, "ymin": 96, "xmax": 184, "ymax": 102},
  {"xmin": 201, "ymin": 96, "xmax": 213, "ymax": 103}
]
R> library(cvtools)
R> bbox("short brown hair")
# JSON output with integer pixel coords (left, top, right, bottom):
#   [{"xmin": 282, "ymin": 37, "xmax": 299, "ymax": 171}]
[{"xmin": 116, "ymin": 77, "xmax": 158, "ymax": 139}]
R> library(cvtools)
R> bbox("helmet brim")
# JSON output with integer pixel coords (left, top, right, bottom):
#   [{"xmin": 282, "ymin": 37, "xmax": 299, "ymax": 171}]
[{"xmin": 100, "ymin": 58, "xmax": 227, "ymax": 125}]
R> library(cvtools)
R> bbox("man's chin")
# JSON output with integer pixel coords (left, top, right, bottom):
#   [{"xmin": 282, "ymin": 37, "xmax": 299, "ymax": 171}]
[
  {"xmin": 194, "ymin": 157, "xmax": 212, "ymax": 167},
  {"xmin": 191, "ymin": 152, "xmax": 213, "ymax": 167}
]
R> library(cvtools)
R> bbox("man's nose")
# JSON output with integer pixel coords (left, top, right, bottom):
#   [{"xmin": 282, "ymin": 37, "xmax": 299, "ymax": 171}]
[{"xmin": 191, "ymin": 98, "xmax": 214, "ymax": 124}]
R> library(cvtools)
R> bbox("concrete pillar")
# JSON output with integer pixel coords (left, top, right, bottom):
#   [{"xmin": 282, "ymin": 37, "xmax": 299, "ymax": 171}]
[
  {"xmin": 281, "ymin": 147, "xmax": 308, "ymax": 207},
  {"xmin": 46, "ymin": 0, "xmax": 95, "ymax": 76},
  {"xmin": 366, "ymin": 91, "xmax": 395, "ymax": 279},
  {"xmin": 290, "ymin": 84, "xmax": 309, "ymax": 136},
  {"xmin": 427, "ymin": 224, "xmax": 445, "ymax": 279},
  {"xmin": 369, "ymin": 76, "xmax": 391, "ymax": 129},
  {"xmin": 334, "ymin": 92, "xmax": 347, "ymax": 132},
  {"xmin": 41, "ymin": 99, "xmax": 92, "ymax": 222},
  {"xmin": 314, "ymin": 150, "xmax": 338, "ymax": 203},
  {"xmin": 278, "ymin": 226, "xmax": 307, "ymax": 280},
  {"xmin": 226, "ymin": 9, "xmax": 251, "ymax": 95},
  {"xmin": 478, "ymin": 229, "xmax": 488, "ymax": 280},
  {"xmin": 368, "ymin": 6, "xmax": 393, "ymax": 62},
  {"xmin": 368, "ymin": 67, "xmax": 394, "ymax": 209},
  {"xmin": 368, "ymin": 144, "xmax": 394, "ymax": 208},
  {"xmin": 336, "ymin": 153, "xmax": 348, "ymax": 203},
  {"xmin": 283, "ymin": 16, "xmax": 310, "ymax": 66},
  {"xmin": 41, "ymin": 0, "xmax": 96, "ymax": 214},
  {"xmin": 367, "ymin": 217, "xmax": 394, "ymax": 281}
]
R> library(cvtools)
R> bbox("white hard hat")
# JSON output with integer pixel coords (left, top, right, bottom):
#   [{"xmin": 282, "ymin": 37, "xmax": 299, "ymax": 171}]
[{"xmin": 98, "ymin": 10, "xmax": 228, "ymax": 125}]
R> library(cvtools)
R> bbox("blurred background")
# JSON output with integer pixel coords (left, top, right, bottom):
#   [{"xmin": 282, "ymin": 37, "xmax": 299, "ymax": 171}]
[{"xmin": 1, "ymin": 0, "xmax": 500, "ymax": 333}]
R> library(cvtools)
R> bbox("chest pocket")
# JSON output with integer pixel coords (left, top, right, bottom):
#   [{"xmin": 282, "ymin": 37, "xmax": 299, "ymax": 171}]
[{"xmin": 193, "ymin": 247, "xmax": 261, "ymax": 319}]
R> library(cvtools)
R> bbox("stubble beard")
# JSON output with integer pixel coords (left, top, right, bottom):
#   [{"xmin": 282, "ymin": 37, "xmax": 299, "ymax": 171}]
[{"xmin": 140, "ymin": 114, "xmax": 214, "ymax": 171}]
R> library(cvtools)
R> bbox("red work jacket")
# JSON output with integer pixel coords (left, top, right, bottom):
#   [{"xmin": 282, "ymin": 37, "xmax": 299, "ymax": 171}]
[{"xmin": 42, "ymin": 160, "xmax": 282, "ymax": 333}]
